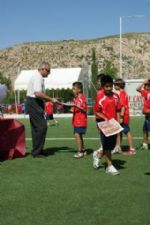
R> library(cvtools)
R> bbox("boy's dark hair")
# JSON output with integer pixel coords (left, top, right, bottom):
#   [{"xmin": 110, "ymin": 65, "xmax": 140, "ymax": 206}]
[
  {"xmin": 97, "ymin": 73, "xmax": 105, "ymax": 81},
  {"xmin": 72, "ymin": 82, "xmax": 83, "ymax": 92},
  {"xmin": 146, "ymin": 79, "xmax": 150, "ymax": 85},
  {"xmin": 114, "ymin": 78, "xmax": 125, "ymax": 89},
  {"xmin": 144, "ymin": 79, "xmax": 150, "ymax": 88},
  {"xmin": 101, "ymin": 75, "xmax": 113, "ymax": 87}
]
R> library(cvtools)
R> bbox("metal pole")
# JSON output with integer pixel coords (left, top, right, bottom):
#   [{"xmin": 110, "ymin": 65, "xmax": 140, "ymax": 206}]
[
  {"xmin": 120, "ymin": 16, "xmax": 123, "ymax": 79},
  {"xmin": 14, "ymin": 90, "xmax": 18, "ymax": 114},
  {"xmin": 17, "ymin": 90, "xmax": 20, "ymax": 104}
]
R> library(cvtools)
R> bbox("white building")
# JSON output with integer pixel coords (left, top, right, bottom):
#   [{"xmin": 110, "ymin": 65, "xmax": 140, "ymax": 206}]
[
  {"xmin": 14, "ymin": 66, "xmax": 90, "ymax": 104},
  {"xmin": 14, "ymin": 67, "xmax": 90, "ymax": 90},
  {"xmin": 14, "ymin": 69, "xmax": 145, "ymax": 115}
]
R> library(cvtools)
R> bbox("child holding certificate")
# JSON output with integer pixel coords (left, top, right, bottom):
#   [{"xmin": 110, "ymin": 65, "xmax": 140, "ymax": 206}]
[{"xmin": 94, "ymin": 75, "xmax": 120, "ymax": 175}]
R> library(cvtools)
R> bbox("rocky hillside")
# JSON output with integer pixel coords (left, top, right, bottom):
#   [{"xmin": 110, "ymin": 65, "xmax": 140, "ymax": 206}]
[{"xmin": 0, "ymin": 33, "xmax": 150, "ymax": 83}]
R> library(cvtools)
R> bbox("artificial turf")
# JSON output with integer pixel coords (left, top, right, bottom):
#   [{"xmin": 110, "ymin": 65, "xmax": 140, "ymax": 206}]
[{"xmin": 0, "ymin": 116, "xmax": 150, "ymax": 225}]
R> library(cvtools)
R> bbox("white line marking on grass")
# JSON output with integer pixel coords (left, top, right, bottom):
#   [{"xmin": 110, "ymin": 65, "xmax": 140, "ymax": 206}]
[{"xmin": 26, "ymin": 137, "xmax": 143, "ymax": 141}]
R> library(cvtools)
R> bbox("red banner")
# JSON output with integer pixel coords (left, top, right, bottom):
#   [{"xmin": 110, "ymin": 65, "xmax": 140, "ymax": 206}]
[{"xmin": 0, "ymin": 118, "xmax": 26, "ymax": 159}]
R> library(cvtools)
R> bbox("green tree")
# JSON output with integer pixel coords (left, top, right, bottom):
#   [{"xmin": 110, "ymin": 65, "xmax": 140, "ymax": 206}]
[
  {"xmin": 102, "ymin": 61, "xmax": 118, "ymax": 79},
  {"xmin": 90, "ymin": 48, "xmax": 98, "ymax": 100},
  {"xmin": 0, "ymin": 72, "xmax": 11, "ymax": 89},
  {"xmin": 45, "ymin": 88, "xmax": 73, "ymax": 102},
  {"xmin": 0, "ymin": 72, "xmax": 13, "ymax": 104}
]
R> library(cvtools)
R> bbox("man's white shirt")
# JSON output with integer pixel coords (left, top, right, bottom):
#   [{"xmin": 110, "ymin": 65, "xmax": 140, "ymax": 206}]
[{"xmin": 27, "ymin": 71, "xmax": 45, "ymax": 98}]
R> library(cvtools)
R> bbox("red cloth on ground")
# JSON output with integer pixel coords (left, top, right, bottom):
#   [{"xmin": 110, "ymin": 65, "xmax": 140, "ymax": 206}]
[{"xmin": 0, "ymin": 118, "xmax": 26, "ymax": 160}]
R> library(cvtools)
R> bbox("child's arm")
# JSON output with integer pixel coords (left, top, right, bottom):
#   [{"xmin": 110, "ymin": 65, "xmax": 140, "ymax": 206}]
[
  {"xmin": 120, "ymin": 106, "xmax": 125, "ymax": 123},
  {"xmin": 116, "ymin": 111, "xmax": 120, "ymax": 123},
  {"xmin": 74, "ymin": 97, "xmax": 87, "ymax": 113},
  {"xmin": 69, "ymin": 105, "xmax": 75, "ymax": 113},
  {"xmin": 65, "ymin": 103, "xmax": 86, "ymax": 113},
  {"xmin": 95, "ymin": 111, "xmax": 108, "ymax": 121},
  {"xmin": 74, "ymin": 104, "xmax": 87, "ymax": 113},
  {"xmin": 143, "ymin": 109, "xmax": 150, "ymax": 115},
  {"xmin": 136, "ymin": 80, "xmax": 148, "ymax": 92}
]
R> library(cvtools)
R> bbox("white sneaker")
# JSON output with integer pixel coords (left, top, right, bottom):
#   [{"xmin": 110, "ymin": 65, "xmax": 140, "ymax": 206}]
[
  {"xmin": 73, "ymin": 152, "xmax": 84, "ymax": 159},
  {"xmin": 112, "ymin": 146, "xmax": 122, "ymax": 154},
  {"xmin": 93, "ymin": 151, "xmax": 101, "ymax": 169},
  {"xmin": 142, "ymin": 143, "xmax": 148, "ymax": 150},
  {"xmin": 106, "ymin": 165, "xmax": 120, "ymax": 175}
]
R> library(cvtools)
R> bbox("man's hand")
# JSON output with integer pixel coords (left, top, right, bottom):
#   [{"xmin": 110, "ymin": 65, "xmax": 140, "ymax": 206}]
[
  {"xmin": 119, "ymin": 118, "xmax": 124, "ymax": 124},
  {"xmin": 52, "ymin": 98, "xmax": 58, "ymax": 103}
]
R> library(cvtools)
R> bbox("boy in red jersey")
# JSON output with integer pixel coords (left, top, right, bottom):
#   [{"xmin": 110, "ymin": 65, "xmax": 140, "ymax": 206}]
[
  {"xmin": 71, "ymin": 82, "xmax": 87, "ymax": 158},
  {"xmin": 136, "ymin": 79, "xmax": 150, "ymax": 150},
  {"xmin": 113, "ymin": 79, "xmax": 136, "ymax": 155},
  {"xmin": 45, "ymin": 101, "xmax": 59, "ymax": 126},
  {"xmin": 94, "ymin": 75, "xmax": 120, "ymax": 175}
]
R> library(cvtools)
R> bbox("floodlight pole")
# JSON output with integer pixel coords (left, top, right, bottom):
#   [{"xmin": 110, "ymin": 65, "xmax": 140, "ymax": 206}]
[{"xmin": 119, "ymin": 16, "xmax": 123, "ymax": 79}]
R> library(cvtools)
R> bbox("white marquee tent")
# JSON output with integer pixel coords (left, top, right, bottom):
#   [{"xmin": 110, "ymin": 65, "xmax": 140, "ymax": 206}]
[{"xmin": 14, "ymin": 67, "xmax": 83, "ymax": 90}]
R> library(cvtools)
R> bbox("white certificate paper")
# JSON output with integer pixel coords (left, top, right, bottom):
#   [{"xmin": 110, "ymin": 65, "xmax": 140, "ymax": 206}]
[{"xmin": 97, "ymin": 118, "xmax": 123, "ymax": 137}]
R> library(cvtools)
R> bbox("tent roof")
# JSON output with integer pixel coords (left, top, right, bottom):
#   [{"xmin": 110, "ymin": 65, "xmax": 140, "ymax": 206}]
[{"xmin": 14, "ymin": 68, "xmax": 82, "ymax": 90}]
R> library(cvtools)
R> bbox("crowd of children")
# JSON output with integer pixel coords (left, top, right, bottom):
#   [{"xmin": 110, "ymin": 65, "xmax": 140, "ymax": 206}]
[
  {"xmin": 68, "ymin": 75, "xmax": 150, "ymax": 176},
  {"xmin": 112, "ymin": 78, "xmax": 136, "ymax": 155},
  {"xmin": 1, "ymin": 74, "xmax": 149, "ymax": 175}
]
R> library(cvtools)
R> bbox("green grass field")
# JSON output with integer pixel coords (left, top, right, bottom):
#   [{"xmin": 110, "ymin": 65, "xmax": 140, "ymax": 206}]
[{"xmin": 0, "ymin": 116, "xmax": 150, "ymax": 225}]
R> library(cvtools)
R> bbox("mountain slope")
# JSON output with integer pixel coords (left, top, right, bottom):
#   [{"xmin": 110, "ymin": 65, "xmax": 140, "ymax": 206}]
[{"xmin": 0, "ymin": 33, "xmax": 150, "ymax": 83}]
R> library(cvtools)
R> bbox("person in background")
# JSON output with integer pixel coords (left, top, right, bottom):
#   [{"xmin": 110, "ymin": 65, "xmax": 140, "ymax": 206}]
[
  {"xmin": 0, "ymin": 104, "xmax": 4, "ymax": 117},
  {"xmin": 93, "ymin": 75, "xmax": 120, "ymax": 175},
  {"xmin": 22, "ymin": 101, "xmax": 26, "ymax": 115},
  {"xmin": 93, "ymin": 74, "xmax": 106, "ymax": 168},
  {"xmin": 71, "ymin": 82, "xmax": 87, "ymax": 159},
  {"xmin": 45, "ymin": 101, "xmax": 59, "ymax": 127},
  {"xmin": 26, "ymin": 62, "xmax": 57, "ymax": 158},
  {"xmin": 136, "ymin": 79, "xmax": 150, "ymax": 150},
  {"xmin": 8, "ymin": 104, "xmax": 12, "ymax": 114},
  {"xmin": 113, "ymin": 79, "xmax": 136, "ymax": 155}
]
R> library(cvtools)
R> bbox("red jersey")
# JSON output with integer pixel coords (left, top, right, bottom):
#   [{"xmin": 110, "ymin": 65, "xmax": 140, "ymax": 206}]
[
  {"xmin": 72, "ymin": 94, "xmax": 87, "ymax": 127},
  {"xmin": 97, "ymin": 89, "xmax": 104, "ymax": 97},
  {"xmin": 94, "ymin": 92, "xmax": 121, "ymax": 121},
  {"xmin": 45, "ymin": 101, "xmax": 53, "ymax": 115},
  {"xmin": 141, "ymin": 90, "xmax": 150, "ymax": 111},
  {"xmin": 119, "ymin": 90, "xmax": 129, "ymax": 125},
  {"xmin": 94, "ymin": 89, "xmax": 104, "ymax": 121}
]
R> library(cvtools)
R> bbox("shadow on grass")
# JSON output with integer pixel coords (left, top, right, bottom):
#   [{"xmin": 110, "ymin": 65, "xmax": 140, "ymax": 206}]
[
  {"xmin": 0, "ymin": 152, "xmax": 31, "ymax": 162},
  {"xmin": 112, "ymin": 159, "xmax": 126, "ymax": 170},
  {"xmin": 44, "ymin": 146, "xmax": 73, "ymax": 155},
  {"xmin": 85, "ymin": 148, "xmax": 93, "ymax": 155},
  {"xmin": 121, "ymin": 145, "xmax": 130, "ymax": 152},
  {"xmin": 44, "ymin": 147, "xmax": 94, "ymax": 156},
  {"xmin": 145, "ymin": 172, "xmax": 150, "ymax": 176},
  {"xmin": 0, "ymin": 158, "xmax": 5, "ymax": 162},
  {"xmin": 103, "ymin": 159, "xmax": 126, "ymax": 171}
]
